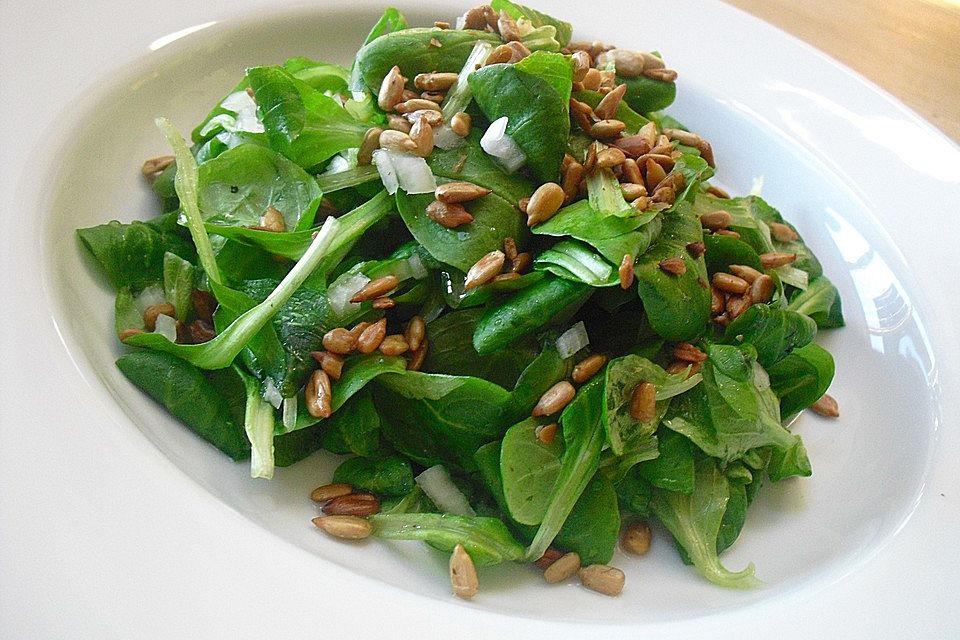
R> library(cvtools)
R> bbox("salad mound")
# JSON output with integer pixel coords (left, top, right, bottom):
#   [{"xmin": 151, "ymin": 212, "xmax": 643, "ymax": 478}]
[{"xmin": 77, "ymin": 2, "xmax": 844, "ymax": 599}]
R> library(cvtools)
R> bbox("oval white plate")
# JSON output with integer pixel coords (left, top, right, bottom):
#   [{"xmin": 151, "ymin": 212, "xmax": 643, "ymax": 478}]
[{"xmin": 3, "ymin": 0, "xmax": 959, "ymax": 637}]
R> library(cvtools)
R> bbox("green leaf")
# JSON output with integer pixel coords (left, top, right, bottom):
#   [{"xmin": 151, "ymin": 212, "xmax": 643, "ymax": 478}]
[
  {"xmin": 162, "ymin": 252, "xmax": 195, "ymax": 322},
  {"xmin": 637, "ymin": 427, "xmax": 695, "ymax": 494},
  {"xmin": 333, "ymin": 454, "xmax": 414, "ymax": 496},
  {"xmin": 767, "ymin": 342, "xmax": 835, "ymax": 419},
  {"xmin": 552, "ymin": 473, "xmax": 620, "ymax": 565},
  {"xmin": 503, "ymin": 343, "xmax": 573, "ymax": 423},
  {"xmin": 602, "ymin": 355, "xmax": 679, "ymax": 455},
  {"xmin": 500, "ymin": 418, "xmax": 563, "ymax": 525},
  {"xmin": 702, "ymin": 233, "xmax": 763, "ymax": 273},
  {"xmin": 634, "ymin": 200, "xmax": 711, "ymax": 341},
  {"xmin": 77, "ymin": 212, "xmax": 195, "ymax": 291},
  {"xmin": 651, "ymin": 459, "xmax": 759, "ymax": 588},
  {"xmin": 514, "ymin": 51, "xmax": 574, "ymax": 108},
  {"xmin": 469, "ymin": 62, "xmax": 571, "ymax": 182},
  {"xmin": 320, "ymin": 389, "xmax": 381, "ymax": 456},
  {"xmin": 788, "ymin": 276, "xmax": 845, "ymax": 328},
  {"xmin": 472, "ymin": 275, "xmax": 592, "ymax": 355},
  {"xmin": 534, "ymin": 239, "xmax": 620, "ymax": 287},
  {"xmin": 331, "ymin": 353, "xmax": 409, "ymax": 413},
  {"xmin": 395, "ymin": 185, "xmax": 525, "ymax": 273},
  {"xmin": 116, "ymin": 351, "xmax": 249, "ymax": 460},
  {"xmin": 533, "ymin": 199, "xmax": 662, "ymax": 265},
  {"xmin": 617, "ymin": 75, "xmax": 676, "ymax": 114},
  {"xmin": 375, "ymin": 371, "xmax": 512, "ymax": 469},
  {"xmin": 246, "ymin": 66, "xmax": 368, "ymax": 170},
  {"xmin": 370, "ymin": 513, "xmax": 525, "ymax": 566},
  {"xmin": 525, "ymin": 377, "xmax": 605, "ymax": 561},
  {"xmin": 723, "ymin": 304, "xmax": 818, "ymax": 368},
  {"xmin": 197, "ymin": 143, "xmax": 322, "ymax": 230},
  {"xmin": 427, "ymin": 130, "xmax": 535, "ymax": 206},
  {"xmin": 355, "ymin": 28, "xmax": 500, "ymax": 94}
]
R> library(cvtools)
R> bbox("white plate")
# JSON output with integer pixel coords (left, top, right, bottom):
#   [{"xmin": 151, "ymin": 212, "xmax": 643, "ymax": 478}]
[{"xmin": 2, "ymin": 0, "xmax": 959, "ymax": 637}]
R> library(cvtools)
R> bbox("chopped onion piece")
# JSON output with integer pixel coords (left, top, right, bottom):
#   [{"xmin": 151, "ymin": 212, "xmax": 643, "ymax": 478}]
[
  {"xmin": 415, "ymin": 465, "xmax": 476, "ymax": 516},
  {"xmin": 322, "ymin": 153, "xmax": 353, "ymax": 175},
  {"xmin": 407, "ymin": 253, "xmax": 428, "ymax": 280},
  {"xmin": 749, "ymin": 175, "xmax": 765, "ymax": 196},
  {"xmin": 328, "ymin": 271, "xmax": 370, "ymax": 318},
  {"xmin": 372, "ymin": 149, "xmax": 437, "ymax": 195},
  {"xmin": 262, "ymin": 378, "xmax": 283, "ymax": 409},
  {"xmin": 135, "ymin": 285, "xmax": 167, "ymax": 314},
  {"xmin": 432, "ymin": 123, "xmax": 466, "ymax": 150},
  {"xmin": 154, "ymin": 314, "xmax": 178, "ymax": 343},
  {"xmin": 556, "ymin": 321, "xmax": 590, "ymax": 358},
  {"xmin": 776, "ymin": 265, "xmax": 809, "ymax": 290},
  {"xmin": 282, "ymin": 395, "xmax": 298, "ymax": 432},
  {"xmin": 480, "ymin": 117, "xmax": 526, "ymax": 173},
  {"xmin": 199, "ymin": 91, "xmax": 264, "ymax": 136},
  {"xmin": 454, "ymin": 15, "xmax": 467, "ymax": 30}
]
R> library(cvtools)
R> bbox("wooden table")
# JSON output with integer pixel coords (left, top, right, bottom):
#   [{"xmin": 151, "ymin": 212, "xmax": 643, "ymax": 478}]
[{"xmin": 726, "ymin": 0, "xmax": 960, "ymax": 143}]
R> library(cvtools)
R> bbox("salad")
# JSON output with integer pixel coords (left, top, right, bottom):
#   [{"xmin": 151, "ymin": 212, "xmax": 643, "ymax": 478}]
[{"xmin": 77, "ymin": 2, "xmax": 844, "ymax": 599}]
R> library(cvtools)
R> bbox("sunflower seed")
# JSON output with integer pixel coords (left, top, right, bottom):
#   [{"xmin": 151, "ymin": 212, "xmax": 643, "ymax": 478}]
[
  {"xmin": 619, "ymin": 253, "xmax": 635, "ymax": 289},
  {"xmin": 403, "ymin": 109, "xmax": 444, "ymax": 127},
  {"xmin": 811, "ymin": 393, "xmax": 840, "ymax": 417},
  {"xmin": 620, "ymin": 158, "xmax": 643, "ymax": 184},
  {"xmin": 311, "ymin": 350, "xmax": 345, "ymax": 380},
  {"xmin": 591, "ymin": 119, "xmax": 627, "ymax": 140},
  {"xmin": 394, "ymin": 98, "xmax": 443, "ymax": 114},
  {"xmin": 351, "ymin": 275, "xmax": 399, "ymax": 303},
  {"xmin": 348, "ymin": 322, "xmax": 370, "ymax": 341},
  {"xmin": 450, "ymin": 111, "xmax": 472, "ymax": 137},
  {"xmin": 726, "ymin": 293, "xmax": 753, "ymax": 318},
  {"xmin": 610, "ymin": 135, "xmax": 651, "ymax": 158},
  {"xmin": 377, "ymin": 65, "xmax": 406, "ymax": 112},
  {"xmin": 729, "ymin": 264, "xmax": 762, "ymax": 283},
  {"xmin": 305, "ymin": 369, "xmax": 333, "ymax": 418},
  {"xmin": 357, "ymin": 318, "xmax": 387, "ymax": 354},
  {"xmin": 533, "ymin": 381, "xmax": 576, "ymax": 416},
  {"xmin": 497, "ymin": 10, "xmax": 521, "ymax": 41},
  {"xmin": 596, "ymin": 147, "xmax": 626, "ymax": 168},
  {"xmin": 435, "ymin": 181, "xmax": 491, "ymax": 203},
  {"xmin": 526, "ymin": 182, "xmax": 565, "ymax": 226},
  {"xmin": 712, "ymin": 272, "xmax": 749, "ymax": 295},
  {"xmin": 405, "ymin": 316, "xmax": 426, "ymax": 352},
  {"xmin": 379, "ymin": 334, "xmax": 410, "ymax": 356},
  {"xmin": 511, "ymin": 252, "xmax": 531, "ymax": 273},
  {"xmin": 562, "ymin": 160, "xmax": 585, "ymax": 200},
  {"xmin": 686, "ymin": 241, "xmax": 706, "ymax": 258},
  {"xmin": 408, "ymin": 339, "xmax": 429, "ymax": 371},
  {"xmin": 536, "ymin": 422, "xmax": 558, "ymax": 444},
  {"xmin": 673, "ymin": 342, "xmax": 707, "ymax": 363},
  {"xmin": 535, "ymin": 548, "xmax": 564, "ymax": 570},
  {"xmin": 322, "ymin": 493, "xmax": 380, "ymax": 516},
  {"xmin": 644, "ymin": 67, "xmax": 677, "ymax": 82},
  {"xmin": 450, "ymin": 544, "xmax": 479, "ymax": 599},
  {"xmin": 630, "ymin": 381, "xmax": 657, "ymax": 422},
  {"xmin": 710, "ymin": 288, "xmax": 726, "ymax": 314},
  {"xmin": 643, "ymin": 158, "xmax": 667, "ymax": 192},
  {"xmin": 462, "ymin": 5, "xmax": 490, "ymax": 30},
  {"xmin": 485, "ymin": 44, "xmax": 514, "ymax": 65},
  {"xmin": 358, "ymin": 127, "xmax": 383, "ymax": 165},
  {"xmin": 620, "ymin": 182, "xmax": 647, "ymax": 201},
  {"xmin": 310, "ymin": 483, "xmax": 353, "ymax": 503},
  {"xmin": 760, "ymin": 252, "xmax": 798, "ymax": 268},
  {"xmin": 544, "ymin": 552, "xmax": 581, "ymax": 583},
  {"xmin": 420, "ymin": 90, "xmax": 445, "ymax": 104},
  {"xmin": 769, "ymin": 221, "xmax": 800, "ymax": 242},
  {"xmin": 387, "ymin": 114, "xmax": 412, "ymax": 133},
  {"xmin": 594, "ymin": 83, "xmax": 627, "ymax": 120},
  {"xmin": 372, "ymin": 297, "xmax": 395, "ymax": 310},
  {"xmin": 143, "ymin": 303, "xmax": 176, "ymax": 331},
  {"xmin": 579, "ymin": 564, "xmax": 625, "ymax": 596},
  {"xmin": 571, "ymin": 50, "xmax": 591, "ymax": 82},
  {"xmin": 572, "ymin": 354, "xmax": 608, "ymax": 383},
  {"xmin": 141, "ymin": 155, "xmax": 174, "ymax": 177},
  {"xmin": 621, "ymin": 522, "xmax": 652, "ymax": 555},
  {"xmin": 715, "ymin": 229, "xmax": 741, "ymax": 239},
  {"xmin": 659, "ymin": 256, "xmax": 686, "ymax": 275},
  {"xmin": 409, "ymin": 117, "xmax": 434, "ymax": 157},
  {"xmin": 750, "ymin": 274, "xmax": 775, "ymax": 303},
  {"xmin": 464, "ymin": 250, "xmax": 506, "ymax": 290},
  {"xmin": 312, "ymin": 515, "xmax": 373, "ymax": 540},
  {"xmin": 582, "ymin": 68, "xmax": 602, "ymax": 91},
  {"xmin": 378, "ymin": 129, "xmax": 418, "ymax": 153},
  {"xmin": 596, "ymin": 48, "xmax": 645, "ymax": 77},
  {"xmin": 706, "ymin": 184, "xmax": 730, "ymax": 198},
  {"xmin": 323, "ymin": 328, "xmax": 357, "ymax": 354},
  {"xmin": 699, "ymin": 209, "xmax": 732, "ymax": 231},
  {"xmin": 414, "ymin": 71, "xmax": 458, "ymax": 91}
]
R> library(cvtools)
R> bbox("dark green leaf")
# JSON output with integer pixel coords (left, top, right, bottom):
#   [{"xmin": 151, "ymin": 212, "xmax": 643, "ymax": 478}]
[
  {"xmin": 491, "ymin": 0, "xmax": 573, "ymax": 46},
  {"xmin": 617, "ymin": 75, "xmax": 676, "ymax": 113},
  {"xmin": 333, "ymin": 454, "xmax": 414, "ymax": 496},
  {"xmin": 723, "ymin": 304, "xmax": 817, "ymax": 368},
  {"xmin": 767, "ymin": 342, "xmax": 835, "ymax": 418},
  {"xmin": 552, "ymin": 473, "xmax": 620, "ymax": 565},
  {"xmin": 500, "ymin": 418, "xmax": 563, "ymax": 525},
  {"xmin": 637, "ymin": 427, "xmax": 695, "ymax": 494},
  {"xmin": 788, "ymin": 276, "xmax": 845, "ymax": 328}
]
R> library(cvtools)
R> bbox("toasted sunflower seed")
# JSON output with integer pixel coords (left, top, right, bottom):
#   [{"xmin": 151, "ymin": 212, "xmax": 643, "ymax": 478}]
[
  {"xmin": 811, "ymin": 393, "xmax": 840, "ymax": 417},
  {"xmin": 579, "ymin": 564, "xmax": 625, "ymax": 596},
  {"xmin": 462, "ymin": 5, "xmax": 491, "ymax": 30},
  {"xmin": 394, "ymin": 98, "xmax": 443, "ymax": 114},
  {"xmin": 497, "ymin": 10, "xmax": 521, "ymax": 41},
  {"xmin": 305, "ymin": 369, "xmax": 333, "ymax": 418},
  {"xmin": 405, "ymin": 316, "xmax": 426, "ymax": 352},
  {"xmin": 706, "ymin": 184, "xmax": 730, "ymax": 198},
  {"xmin": 673, "ymin": 342, "xmax": 707, "ymax": 363},
  {"xmin": 450, "ymin": 111, "xmax": 472, "ymax": 137},
  {"xmin": 536, "ymin": 422, "xmax": 558, "ymax": 444},
  {"xmin": 420, "ymin": 90, "xmax": 446, "ymax": 104},
  {"xmin": 351, "ymin": 275, "xmax": 399, "ymax": 303},
  {"xmin": 372, "ymin": 297, "xmax": 395, "ymax": 310},
  {"xmin": 358, "ymin": 127, "xmax": 383, "ymax": 165},
  {"xmin": 572, "ymin": 354, "xmax": 608, "ymax": 383},
  {"xmin": 630, "ymin": 381, "xmax": 657, "ymax": 422},
  {"xmin": 310, "ymin": 483, "xmax": 353, "ymax": 504},
  {"xmin": 323, "ymin": 328, "xmax": 357, "ymax": 354},
  {"xmin": 544, "ymin": 551, "xmax": 581, "ymax": 583},
  {"xmin": 597, "ymin": 147, "xmax": 627, "ymax": 168},
  {"xmin": 750, "ymin": 274, "xmax": 775, "ymax": 303},
  {"xmin": 378, "ymin": 129, "xmax": 418, "ymax": 153},
  {"xmin": 711, "ymin": 287, "xmax": 726, "ymax": 315},
  {"xmin": 378, "ymin": 65, "xmax": 406, "ymax": 112},
  {"xmin": 535, "ymin": 548, "xmax": 564, "ymax": 570},
  {"xmin": 571, "ymin": 50, "xmax": 591, "ymax": 82},
  {"xmin": 485, "ymin": 44, "xmax": 514, "ymax": 65},
  {"xmin": 357, "ymin": 318, "xmax": 387, "ymax": 354},
  {"xmin": 450, "ymin": 543, "xmax": 479, "ymax": 599},
  {"xmin": 712, "ymin": 272, "xmax": 749, "ymax": 295},
  {"xmin": 526, "ymin": 182, "xmax": 565, "ymax": 226},
  {"xmin": 686, "ymin": 241, "xmax": 706, "ymax": 258},
  {"xmin": 511, "ymin": 252, "xmax": 531, "ymax": 273},
  {"xmin": 311, "ymin": 350, "xmax": 345, "ymax": 380},
  {"xmin": 435, "ymin": 181, "xmax": 491, "ymax": 203},
  {"xmin": 322, "ymin": 493, "xmax": 380, "ymax": 516},
  {"xmin": 620, "ymin": 182, "xmax": 647, "ymax": 201},
  {"xmin": 414, "ymin": 71, "xmax": 458, "ymax": 91},
  {"xmin": 312, "ymin": 515, "xmax": 373, "ymax": 539},
  {"xmin": 582, "ymin": 68, "xmax": 602, "ymax": 91},
  {"xmin": 726, "ymin": 293, "xmax": 753, "ymax": 319},
  {"xmin": 591, "ymin": 119, "xmax": 627, "ymax": 140},
  {"xmin": 403, "ymin": 109, "xmax": 444, "ymax": 127},
  {"xmin": 620, "ymin": 158, "xmax": 643, "ymax": 184},
  {"xmin": 143, "ymin": 303, "xmax": 176, "ymax": 331},
  {"xmin": 610, "ymin": 135, "xmax": 651, "ymax": 159},
  {"xmin": 619, "ymin": 253, "xmax": 635, "ymax": 289},
  {"xmin": 562, "ymin": 160, "xmax": 585, "ymax": 201},
  {"xmin": 644, "ymin": 158, "xmax": 667, "ymax": 192},
  {"xmin": 729, "ymin": 264, "xmax": 762, "ymax": 283},
  {"xmin": 760, "ymin": 251, "xmax": 798, "ymax": 268},
  {"xmin": 644, "ymin": 67, "xmax": 678, "ymax": 82},
  {"xmin": 387, "ymin": 114, "xmax": 412, "ymax": 133},
  {"xmin": 621, "ymin": 522, "xmax": 652, "ymax": 555},
  {"xmin": 715, "ymin": 229, "xmax": 741, "ymax": 239},
  {"xmin": 464, "ymin": 250, "xmax": 506, "ymax": 290},
  {"xmin": 409, "ymin": 117, "xmax": 434, "ymax": 157},
  {"xmin": 652, "ymin": 185, "xmax": 676, "ymax": 204},
  {"xmin": 769, "ymin": 221, "xmax": 800, "ymax": 242},
  {"xmin": 141, "ymin": 155, "xmax": 175, "ymax": 177},
  {"xmin": 532, "ymin": 381, "xmax": 576, "ymax": 416},
  {"xmin": 594, "ymin": 83, "xmax": 627, "ymax": 120},
  {"xmin": 379, "ymin": 334, "xmax": 410, "ymax": 356},
  {"xmin": 659, "ymin": 256, "xmax": 686, "ymax": 276},
  {"xmin": 407, "ymin": 339, "xmax": 429, "ymax": 371},
  {"xmin": 699, "ymin": 209, "xmax": 732, "ymax": 231}
]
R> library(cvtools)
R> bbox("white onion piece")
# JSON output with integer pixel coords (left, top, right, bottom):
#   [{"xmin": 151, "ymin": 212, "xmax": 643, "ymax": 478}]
[
  {"xmin": 749, "ymin": 175, "xmax": 765, "ymax": 196},
  {"xmin": 321, "ymin": 153, "xmax": 353, "ymax": 175},
  {"xmin": 282, "ymin": 396, "xmax": 298, "ymax": 432},
  {"xmin": 455, "ymin": 15, "xmax": 467, "ymax": 30},
  {"xmin": 200, "ymin": 91, "xmax": 264, "ymax": 136},
  {"xmin": 407, "ymin": 253, "xmax": 428, "ymax": 280},
  {"xmin": 154, "ymin": 314, "xmax": 178, "ymax": 343},
  {"xmin": 328, "ymin": 271, "xmax": 371, "ymax": 318},
  {"xmin": 135, "ymin": 286, "xmax": 167, "ymax": 314},
  {"xmin": 556, "ymin": 321, "xmax": 589, "ymax": 358},
  {"xmin": 776, "ymin": 265, "xmax": 809, "ymax": 290},
  {"xmin": 433, "ymin": 123, "xmax": 466, "ymax": 150},
  {"xmin": 392, "ymin": 152, "xmax": 437, "ymax": 194},
  {"xmin": 262, "ymin": 378, "xmax": 283, "ymax": 409},
  {"xmin": 372, "ymin": 149, "xmax": 399, "ymax": 194},
  {"xmin": 480, "ymin": 117, "xmax": 526, "ymax": 173},
  {"xmin": 415, "ymin": 465, "xmax": 476, "ymax": 516}
]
